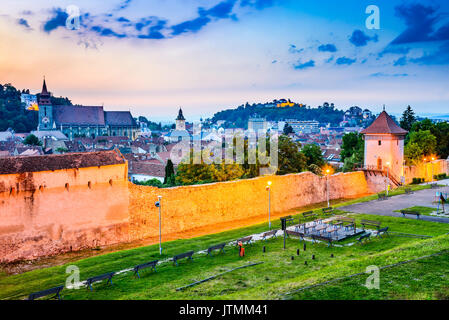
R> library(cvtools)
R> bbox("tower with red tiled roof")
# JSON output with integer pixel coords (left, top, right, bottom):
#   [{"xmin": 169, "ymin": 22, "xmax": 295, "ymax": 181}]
[{"xmin": 361, "ymin": 110, "xmax": 408, "ymax": 179}]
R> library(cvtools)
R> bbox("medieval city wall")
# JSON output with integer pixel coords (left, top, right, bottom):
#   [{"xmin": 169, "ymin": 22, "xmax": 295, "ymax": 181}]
[
  {"xmin": 0, "ymin": 167, "xmax": 370, "ymax": 263},
  {"xmin": 128, "ymin": 171, "xmax": 370, "ymax": 241},
  {"xmin": 404, "ymin": 159, "xmax": 448, "ymax": 184},
  {"xmin": 0, "ymin": 165, "xmax": 130, "ymax": 263}
]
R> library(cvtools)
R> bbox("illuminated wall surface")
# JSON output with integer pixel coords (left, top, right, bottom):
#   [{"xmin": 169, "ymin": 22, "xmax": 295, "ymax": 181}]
[{"xmin": 0, "ymin": 159, "xmax": 447, "ymax": 263}]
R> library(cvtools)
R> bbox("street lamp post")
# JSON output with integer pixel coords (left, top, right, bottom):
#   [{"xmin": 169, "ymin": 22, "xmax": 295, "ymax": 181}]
[
  {"xmin": 155, "ymin": 195, "xmax": 162, "ymax": 255},
  {"xmin": 386, "ymin": 162, "xmax": 390, "ymax": 196},
  {"xmin": 325, "ymin": 169, "xmax": 330, "ymax": 208},
  {"xmin": 266, "ymin": 181, "xmax": 272, "ymax": 230}
]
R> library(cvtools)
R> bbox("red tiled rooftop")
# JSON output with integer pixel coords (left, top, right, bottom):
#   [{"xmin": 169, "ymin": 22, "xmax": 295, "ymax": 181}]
[{"xmin": 361, "ymin": 111, "xmax": 408, "ymax": 135}]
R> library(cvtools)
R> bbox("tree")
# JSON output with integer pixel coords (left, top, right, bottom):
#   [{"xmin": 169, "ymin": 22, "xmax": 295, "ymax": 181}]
[
  {"xmin": 340, "ymin": 132, "xmax": 364, "ymax": 163},
  {"xmin": 23, "ymin": 134, "xmax": 41, "ymax": 146},
  {"xmin": 164, "ymin": 159, "xmax": 175, "ymax": 185},
  {"xmin": 405, "ymin": 130, "xmax": 437, "ymax": 164},
  {"xmin": 276, "ymin": 135, "xmax": 307, "ymax": 175},
  {"xmin": 400, "ymin": 105, "xmax": 416, "ymax": 132},
  {"xmin": 301, "ymin": 144, "xmax": 325, "ymax": 167},
  {"xmin": 409, "ymin": 119, "xmax": 449, "ymax": 159},
  {"xmin": 283, "ymin": 123, "xmax": 294, "ymax": 135}
]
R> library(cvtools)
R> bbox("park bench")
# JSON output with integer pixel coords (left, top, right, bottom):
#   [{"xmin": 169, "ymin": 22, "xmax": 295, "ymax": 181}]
[
  {"xmin": 375, "ymin": 227, "xmax": 389, "ymax": 238},
  {"xmin": 430, "ymin": 183, "xmax": 439, "ymax": 189},
  {"xmin": 358, "ymin": 232, "xmax": 371, "ymax": 244},
  {"xmin": 336, "ymin": 217, "xmax": 356, "ymax": 231},
  {"xmin": 322, "ymin": 207, "xmax": 334, "ymax": 217},
  {"xmin": 133, "ymin": 260, "xmax": 158, "ymax": 278},
  {"xmin": 405, "ymin": 188, "xmax": 413, "ymax": 194},
  {"xmin": 311, "ymin": 234, "xmax": 333, "ymax": 247},
  {"xmin": 207, "ymin": 243, "xmax": 226, "ymax": 256},
  {"xmin": 280, "ymin": 215, "xmax": 294, "ymax": 226},
  {"xmin": 173, "ymin": 251, "xmax": 194, "ymax": 266},
  {"xmin": 378, "ymin": 193, "xmax": 388, "ymax": 201},
  {"xmin": 236, "ymin": 236, "xmax": 253, "ymax": 246},
  {"xmin": 286, "ymin": 230, "xmax": 305, "ymax": 241},
  {"xmin": 86, "ymin": 272, "xmax": 115, "ymax": 291},
  {"xmin": 400, "ymin": 210, "xmax": 421, "ymax": 219},
  {"xmin": 361, "ymin": 219, "xmax": 381, "ymax": 230},
  {"xmin": 302, "ymin": 211, "xmax": 317, "ymax": 221},
  {"xmin": 262, "ymin": 230, "xmax": 277, "ymax": 241},
  {"xmin": 28, "ymin": 285, "xmax": 64, "ymax": 300}
]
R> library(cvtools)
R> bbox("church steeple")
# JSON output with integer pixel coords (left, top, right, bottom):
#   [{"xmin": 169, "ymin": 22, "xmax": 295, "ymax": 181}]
[
  {"xmin": 42, "ymin": 77, "xmax": 49, "ymax": 95},
  {"xmin": 176, "ymin": 107, "xmax": 185, "ymax": 121}
]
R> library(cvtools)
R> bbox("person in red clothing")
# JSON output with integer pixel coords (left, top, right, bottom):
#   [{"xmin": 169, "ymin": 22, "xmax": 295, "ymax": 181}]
[{"xmin": 238, "ymin": 241, "xmax": 245, "ymax": 257}]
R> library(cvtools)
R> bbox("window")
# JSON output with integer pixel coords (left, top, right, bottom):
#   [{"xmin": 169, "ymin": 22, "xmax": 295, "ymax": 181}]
[{"xmin": 378, "ymin": 140, "xmax": 382, "ymax": 146}]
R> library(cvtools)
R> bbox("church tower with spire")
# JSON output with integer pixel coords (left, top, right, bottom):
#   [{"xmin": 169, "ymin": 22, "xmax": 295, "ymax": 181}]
[
  {"xmin": 175, "ymin": 107, "xmax": 186, "ymax": 131},
  {"xmin": 38, "ymin": 78, "xmax": 53, "ymax": 130}
]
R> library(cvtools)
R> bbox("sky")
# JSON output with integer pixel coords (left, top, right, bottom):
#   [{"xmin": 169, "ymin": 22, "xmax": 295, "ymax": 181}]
[{"xmin": 1, "ymin": 0, "xmax": 449, "ymax": 121}]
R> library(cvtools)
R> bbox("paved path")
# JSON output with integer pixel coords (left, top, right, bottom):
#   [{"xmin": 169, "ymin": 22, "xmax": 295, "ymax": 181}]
[{"xmin": 340, "ymin": 179, "xmax": 449, "ymax": 224}]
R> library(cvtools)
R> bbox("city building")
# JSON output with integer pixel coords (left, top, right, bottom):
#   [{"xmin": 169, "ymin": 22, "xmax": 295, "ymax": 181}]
[
  {"xmin": 361, "ymin": 110, "xmax": 408, "ymax": 179},
  {"xmin": 37, "ymin": 79, "xmax": 139, "ymax": 140},
  {"xmin": 286, "ymin": 120, "xmax": 320, "ymax": 134},
  {"xmin": 248, "ymin": 116, "xmax": 267, "ymax": 131}
]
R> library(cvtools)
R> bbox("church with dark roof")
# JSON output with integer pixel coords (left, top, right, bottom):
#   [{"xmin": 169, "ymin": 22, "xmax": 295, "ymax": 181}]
[{"xmin": 37, "ymin": 79, "xmax": 139, "ymax": 140}]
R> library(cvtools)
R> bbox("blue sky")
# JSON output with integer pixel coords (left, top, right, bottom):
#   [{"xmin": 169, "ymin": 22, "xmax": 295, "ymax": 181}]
[{"xmin": 1, "ymin": 0, "xmax": 449, "ymax": 121}]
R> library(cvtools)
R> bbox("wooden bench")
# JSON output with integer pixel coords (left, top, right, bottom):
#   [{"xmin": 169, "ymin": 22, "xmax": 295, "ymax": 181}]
[
  {"xmin": 336, "ymin": 217, "xmax": 356, "ymax": 231},
  {"xmin": 358, "ymin": 232, "xmax": 371, "ymax": 244},
  {"xmin": 286, "ymin": 230, "xmax": 304, "ymax": 241},
  {"xmin": 400, "ymin": 210, "xmax": 421, "ymax": 219},
  {"xmin": 302, "ymin": 211, "xmax": 317, "ymax": 221},
  {"xmin": 375, "ymin": 227, "xmax": 389, "ymax": 238},
  {"xmin": 28, "ymin": 285, "xmax": 64, "ymax": 300},
  {"xmin": 133, "ymin": 260, "xmax": 158, "ymax": 278},
  {"xmin": 405, "ymin": 188, "xmax": 413, "ymax": 194},
  {"xmin": 322, "ymin": 207, "xmax": 334, "ymax": 217},
  {"xmin": 86, "ymin": 272, "xmax": 115, "ymax": 291},
  {"xmin": 236, "ymin": 236, "xmax": 253, "ymax": 246},
  {"xmin": 311, "ymin": 234, "xmax": 333, "ymax": 247},
  {"xmin": 173, "ymin": 251, "xmax": 194, "ymax": 266},
  {"xmin": 207, "ymin": 243, "xmax": 226, "ymax": 256},
  {"xmin": 262, "ymin": 230, "xmax": 277, "ymax": 241},
  {"xmin": 378, "ymin": 193, "xmax": 388, "ymax": 201},
  {"xmin": 361, "ymin": 219, "xmax": 381, "ymax": 230},
  {"xmin": 430, "ymin": 183, "xmax": 439, "ymax": 189}
]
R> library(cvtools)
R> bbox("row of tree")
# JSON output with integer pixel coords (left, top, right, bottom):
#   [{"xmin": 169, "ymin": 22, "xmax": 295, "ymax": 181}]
[{"xmin": 136, "ymin": 135, "xmax": 327, "ymax": 188}]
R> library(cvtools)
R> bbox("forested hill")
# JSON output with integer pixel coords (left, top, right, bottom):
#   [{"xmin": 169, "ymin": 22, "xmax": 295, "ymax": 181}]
[
  {"xmin": 210, "ymin": 103, "xmax": 345, "ymax": 128},
  {"xmin": 0, "ymin": 83, "xmax": 72, "ymax": 132}
]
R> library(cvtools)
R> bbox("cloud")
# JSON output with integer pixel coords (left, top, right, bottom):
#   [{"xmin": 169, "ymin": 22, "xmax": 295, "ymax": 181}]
[
  {"xmin": 378, "ymin": 46, "xmax": 410, "ymax": 57},
  {"xmin": 336, "ymin": 57, "xmax": 356, "ymax": 65},
  {"xmin": 393, "ymin": 56, "xmax": 407, "ymax": 66},
  {"xmin": 240, "ymin": 0, "xmax": 277, "ymax": 10},
  {"xmin": 409, "ymin": 42, "xmax": 449, "ymax": 65},
  {"xmin": 115, "ymin": 0, "xmax": 133, "ymax": 11},
  {"xmin": 91, "ymin": 25, "xmax": 127, "ymax": 38},
  {"xmin": 138, "ymin": 20, "xmax": 167, "ymax": 39},
  {"xmin": 318, "ymin": 43, "xmax": 337, "ymax": 52},
  {"xmin": 349, "ymin": 29, "xmax": 378, "ymax": 47},
  {"xmin": 43, "ymin": 8, "xmax": 68, "ymax": 33},
  {"xmin": 370, "ymin": 72, "xmax": 408, "ymax": 78},
  {"xmin": 294, "ymin": 60, "xmax": 315, "ymax": 70},
  {"xmin": 288, "ymin": 44, "xmax": 304, "ymax": 54},
  {"xmin": 17, "ymin": 18, "xmax": 31, "ymax": 29},
  {"xmin": 171, "ymin": 0, "xmax": 237, "ymax": 36}
]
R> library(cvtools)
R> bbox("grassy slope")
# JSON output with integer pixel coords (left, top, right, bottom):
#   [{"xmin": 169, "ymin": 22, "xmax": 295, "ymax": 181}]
[{"xmin": 0, "ymin": 183, "xmax": 445, "ymax": 300}]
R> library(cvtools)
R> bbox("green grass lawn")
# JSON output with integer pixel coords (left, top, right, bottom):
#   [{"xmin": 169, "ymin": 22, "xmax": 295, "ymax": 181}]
[{"xmin": 1, "ymin": 183, "xmax": 447, "ymax": 301}]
